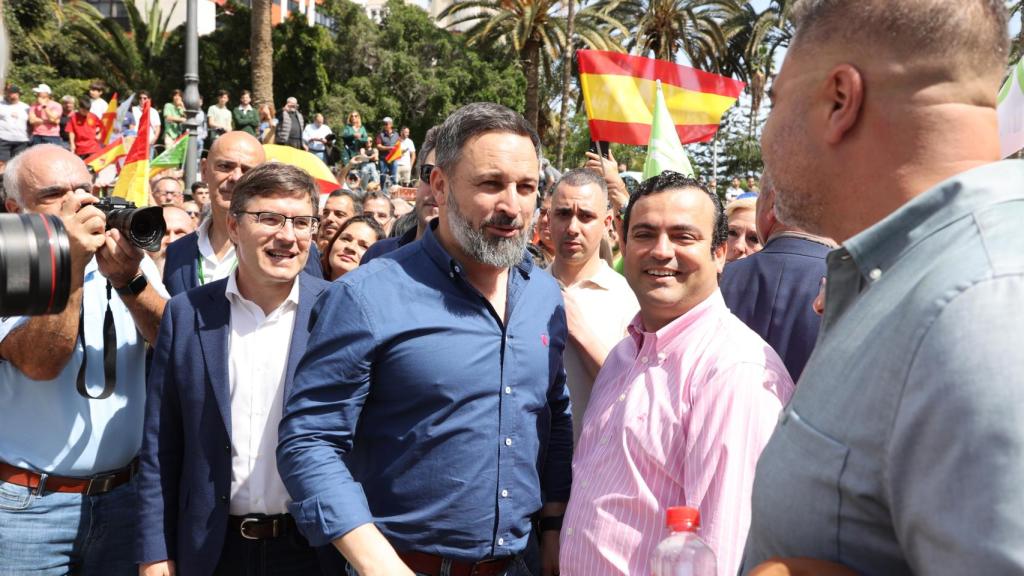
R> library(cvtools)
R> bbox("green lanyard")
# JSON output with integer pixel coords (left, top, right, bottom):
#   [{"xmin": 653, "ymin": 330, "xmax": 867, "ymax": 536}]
[{"xmin": 197, "ymin": 254, "xmax": 237, "ymax": 285}]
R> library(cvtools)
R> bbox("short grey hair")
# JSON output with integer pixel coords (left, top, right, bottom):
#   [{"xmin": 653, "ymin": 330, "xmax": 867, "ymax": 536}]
[
  {"xmin": 553, "ymin": 168, "xmax": 609, "ymax": 205},
  {"xmin": 434, "ymin": 103, "xmax": 540, "ymax": 175},
  {"xmin": 416, "ymin": 125, "xmax": 440, "ymax": 173},
  {"xmin": 229, "ymin": 162, "xmax": 319, "ymax": 216},
  {"xmin": 3, "ymin": 144, "xmax": 76, "ymax": 207},
  {"xmin": 790, "ymin": 0, "xmax": 1008, "ymax": 77}
]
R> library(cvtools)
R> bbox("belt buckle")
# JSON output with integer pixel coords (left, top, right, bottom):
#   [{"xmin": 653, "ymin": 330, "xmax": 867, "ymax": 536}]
[
  {"xmin": 239, "ymin": 517, "xmax": 261, "ymax": 540},
  {"xmin": 85, "ymin": 474, "xmax": 115, "ymax": 496}
]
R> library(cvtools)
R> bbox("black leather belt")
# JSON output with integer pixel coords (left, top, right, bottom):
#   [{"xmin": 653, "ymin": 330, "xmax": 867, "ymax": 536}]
[{"xmin": 228, "ymin": 514, "xmax": 297, "ymax": 541}]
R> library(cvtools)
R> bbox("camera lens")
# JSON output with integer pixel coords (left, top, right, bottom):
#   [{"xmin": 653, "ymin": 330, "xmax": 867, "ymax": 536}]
[{"xmin": 0, "ymin": 213, "xmax": 72, "ymax": 316}]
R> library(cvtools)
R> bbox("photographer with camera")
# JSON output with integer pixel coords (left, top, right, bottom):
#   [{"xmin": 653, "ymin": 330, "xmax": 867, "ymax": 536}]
[{"xmin": 0, "ymin": 144, "xmax": 166, "ymax": 574}]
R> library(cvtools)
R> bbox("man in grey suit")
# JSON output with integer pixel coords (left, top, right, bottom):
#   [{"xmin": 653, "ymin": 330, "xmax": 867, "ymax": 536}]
[{"xmin": 742, "ymin": 1, "xmax": 1024, "ymax": 575}]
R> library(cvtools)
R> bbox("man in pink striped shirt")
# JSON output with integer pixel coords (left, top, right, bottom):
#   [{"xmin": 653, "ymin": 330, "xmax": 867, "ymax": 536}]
[{"xmin": 559, "ymin": 172, "xmax": 794, "ymax": 576}]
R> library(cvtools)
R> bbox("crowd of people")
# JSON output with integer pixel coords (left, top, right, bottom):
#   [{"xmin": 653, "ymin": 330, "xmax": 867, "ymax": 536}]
[
  {"xmin": 0, "ymin": 84, "xmax": 420, "ymax": 191},
  {"xmin": 2, "ymin": 1, "xmax": 1024, "ymax": 576}
]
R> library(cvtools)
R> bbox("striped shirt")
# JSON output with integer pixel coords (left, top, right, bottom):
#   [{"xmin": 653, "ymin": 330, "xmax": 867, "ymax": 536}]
[{"xmin": 560, "ymin": 290, "xmax": 794, "ymax": 576}]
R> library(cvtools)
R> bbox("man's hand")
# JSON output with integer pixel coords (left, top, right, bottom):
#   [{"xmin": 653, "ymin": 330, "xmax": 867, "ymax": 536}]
[
  {"xmin": 749, "ymin": 558, "xmax": 858, "ymax": 576},
  {"xmin": 96, "ymin": 228, "xmax": 145, "ymax": 289},
  {"xmin": 61, "ymin": 193, "xmax": 107, "ymax": 275},
  {"xmin": 584, "ymin": 150, "xmax": 628, "ymax": 212},
  {"xmin": 540, "ymin": 529, "xmax": 561, "ymax": 576},
  {"xmin": 139, "ymin": 560, "xmax": 175, "ymax": 576},
  {"xmin": 561, "ymin": 289, "xmax": 586, "ymax": 339}
]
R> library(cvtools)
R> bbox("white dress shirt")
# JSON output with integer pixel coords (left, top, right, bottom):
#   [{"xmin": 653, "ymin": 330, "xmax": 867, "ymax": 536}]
[
  {"xmin": 559, "ymin": 260, "xmax": 639, "ymax": 445},
  {"xmin": 196, "ymin": 217, "xmax": 237, "ymax": 285},
  {"xmin": 225, "ymin": 271, "xmax": 300, "ymax": 515}
]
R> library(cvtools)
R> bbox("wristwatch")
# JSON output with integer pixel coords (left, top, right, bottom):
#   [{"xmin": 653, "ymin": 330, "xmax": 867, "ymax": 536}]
[
  {"xmin": 115, "ymin": 273, "xmax": 148, "ymax": 297},
  {"xmin": 539, "ymin": 515, "xmax": 564, "ymax": 532}
]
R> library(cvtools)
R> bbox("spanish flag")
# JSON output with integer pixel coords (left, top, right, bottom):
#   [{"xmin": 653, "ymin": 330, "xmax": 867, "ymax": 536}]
[
  {"xmin": 100, "ymin": 93, "xmax": 119, "ymax": 144},
  {"xmin": 111, "ymin": 101, "xmax": 151, "ymax": 206},
  {"xmin": 578, "ymin": 50, "xmax": 746, "ymax": 146},
  {"xmin": 385, "ymin": 139, "xmax": 402, "ymax": 163},
  {"xmin": 84, "ymin": 138, "xmax": 127, "ymax": 173}
]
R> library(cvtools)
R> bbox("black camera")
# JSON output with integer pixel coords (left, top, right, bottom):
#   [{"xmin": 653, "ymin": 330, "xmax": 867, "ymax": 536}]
[
  {"xmin": 95, "ymin": 197, "xmax": 165, "ymax": 252},
  {"xmin": 0, "ymin": 213, "xmax": 72, "ymax": 316}
]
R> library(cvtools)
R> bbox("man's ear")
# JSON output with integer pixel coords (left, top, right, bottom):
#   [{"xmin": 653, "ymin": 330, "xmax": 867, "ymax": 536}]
[
  {"xmin": 431, "ymin": 166, "xmax": 448, "ymax": 209},
  {"xmin": 226, "ymin": 212, "xmax": 239, "ymax": 245},
  {"xmin": 4, "ymin": 198, "xmax": 20, "ymax": 214},
  {"xmin": 824, "ymin": 64, "xmax": 865, "ymax": 145}
]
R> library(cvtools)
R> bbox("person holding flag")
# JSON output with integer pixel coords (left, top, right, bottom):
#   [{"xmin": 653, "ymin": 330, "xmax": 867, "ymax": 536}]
[{"xmin": 376, "ymin": 116, "xmax": 400, "ymax": 188}]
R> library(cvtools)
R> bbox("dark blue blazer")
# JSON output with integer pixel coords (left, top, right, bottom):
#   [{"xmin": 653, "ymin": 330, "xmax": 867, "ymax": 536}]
[
  {"xmin": 163, "ymin": 231, "xmax": 324, "ymax": 297},
  {"xmin": 136, "ymin": 274, "xmax": 331, "ymax": 575},
  {"xmin": 720, "ymin": 234, "xmax": 832, "ymax": 381}
]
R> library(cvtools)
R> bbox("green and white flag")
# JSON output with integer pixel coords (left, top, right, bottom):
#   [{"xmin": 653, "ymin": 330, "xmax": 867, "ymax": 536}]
[
  {"xmin": 643, "ymin": 80, "xmax": 694, "ymax": 179},
  {"xmin": 998, "ymin": 58, "xmax": 1024, "ymax": 158},
  {"xmin": 151, "ymin": 135, "xmax": 190, "ymax": 170}
]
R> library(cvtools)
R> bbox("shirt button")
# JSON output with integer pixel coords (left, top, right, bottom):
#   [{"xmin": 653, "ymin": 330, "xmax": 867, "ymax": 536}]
[
  {"xmin": 641, "ymin": 357, "xmax": 649, "ymax": 364},
  {"xmin": 449, "ymin": 272, "xmax": 455, "ymax": 278},
  {"xmin": 224, "ymin": 444, "xmax": 231, "ymax": 453},
  {"xmin": 220, "ymin": 495, "xmax": 228, "ymax": 503},
  {"xmin": 868, "ymin": 268, "xmax": 882, "ymax": 281},
  {"xmin": 618, "ymin": 393, "xmax": 626, "ymax": 402},
  {"xmin": 501, "ymin": 489, "xmax": 509, "ymax": 498},
  {"xmin": 566, "ymin": 528, "xmax": 574, "ymax": 536},
  {"xmin": 497, "ymin": 537, "xmax": 505, "ymax": 546},
  {"xmin": 504, "ymin": 437, "xmax": 512, "ymax": 446},
  {"xmin": 504, "ymin": 386, "xmax": 512, "ymax": 394},
  {"xmin": 454, "ymin": 265, "xmax": 461, "ymax": 273}
]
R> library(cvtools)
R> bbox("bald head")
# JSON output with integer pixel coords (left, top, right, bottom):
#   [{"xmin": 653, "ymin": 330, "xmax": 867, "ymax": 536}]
[
  {"xmin": 4, "ymin": 145, "xmax": 92, "ymax": 213},
  {"xmin": 201, "ymin": 131, "xmax": 266, "ymax": 223},
  {"xmin": 790, "ymin": 0, "xmax": 1008, "ymax": 90}
]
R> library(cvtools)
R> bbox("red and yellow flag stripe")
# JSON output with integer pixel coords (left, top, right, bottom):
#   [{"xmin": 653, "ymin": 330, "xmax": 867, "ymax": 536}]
[{"xmin": 578, "ymin": 50, "xmax": 746, "ymax": 146}]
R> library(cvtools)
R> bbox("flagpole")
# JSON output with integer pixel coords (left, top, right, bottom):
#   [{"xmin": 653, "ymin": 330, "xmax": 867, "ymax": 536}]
[{"xmin": 183, "ymin": 0, "xmax": 200, "ymax": 189}]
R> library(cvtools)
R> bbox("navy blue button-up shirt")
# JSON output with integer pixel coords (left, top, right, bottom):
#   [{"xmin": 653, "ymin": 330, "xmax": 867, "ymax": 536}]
[{"xmin": 277, "ymin": 222, "xmax": 573, "ymax": 560}]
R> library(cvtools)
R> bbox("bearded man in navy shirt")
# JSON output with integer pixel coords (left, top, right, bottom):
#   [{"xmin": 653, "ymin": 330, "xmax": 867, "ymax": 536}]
[{"xmin": 277, "ymin": 102, "xmax": 572, "ymax": 576}]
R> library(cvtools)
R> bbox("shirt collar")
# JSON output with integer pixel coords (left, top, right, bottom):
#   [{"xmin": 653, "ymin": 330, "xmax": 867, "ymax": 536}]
[
  {"xmin": 225, "ymin": 268, "xmax": 300, "ymax": 312},
  {"xmin": 562, "ymin": 259, "xmax": 617, "ymax": 291},
  {"xmin": 627, "ymin": 288, "xmax": 725, "ymax": 350},
  {"xmin": 844, "ymin": 160, "xmax": 1024, "ymax": 283},
  {"xmin": 420, "ymin": 219, "xmax": 534, "ymax": 281}
]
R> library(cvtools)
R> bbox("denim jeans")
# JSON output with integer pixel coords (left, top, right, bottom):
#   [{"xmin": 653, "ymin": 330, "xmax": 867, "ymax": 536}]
[
  {"xmin": 29, "ymin": 135, "xmax": 64, "ymax": 148},
  {"xmin": 0, "ymin": 478, "xmax": 137, "ymax": 575},
  {"xmin": 379, "ymin": 159, "xmax": 398, "ymax": 188}
]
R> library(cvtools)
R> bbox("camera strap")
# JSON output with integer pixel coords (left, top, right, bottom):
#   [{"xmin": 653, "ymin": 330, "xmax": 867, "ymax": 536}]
[{"xmin": 75, "ymin": 282, "xmax": 117, "ymax": 400}]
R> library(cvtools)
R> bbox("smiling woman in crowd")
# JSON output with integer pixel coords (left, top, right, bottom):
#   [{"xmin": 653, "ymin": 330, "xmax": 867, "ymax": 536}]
[{"xmin": 321, "ymin": 215, "xmax": 385, "ymax": 281}]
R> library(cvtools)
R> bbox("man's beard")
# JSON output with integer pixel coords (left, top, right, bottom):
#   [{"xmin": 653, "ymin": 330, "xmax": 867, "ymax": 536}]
[{"xmin": 446, "ymin": 185, "xmax": 529, "ymax": 268}]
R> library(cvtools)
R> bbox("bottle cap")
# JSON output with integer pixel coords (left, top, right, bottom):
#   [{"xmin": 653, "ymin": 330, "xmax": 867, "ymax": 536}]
[{"xmin": 666, "ymin": 506, "xmax": 700, "ymax": 532}]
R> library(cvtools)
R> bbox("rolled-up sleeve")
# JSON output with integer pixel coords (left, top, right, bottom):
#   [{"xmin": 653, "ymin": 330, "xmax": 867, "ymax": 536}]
[{"xmin": 277, "ymin": 282, "xmax": 378, "ymax": 547}]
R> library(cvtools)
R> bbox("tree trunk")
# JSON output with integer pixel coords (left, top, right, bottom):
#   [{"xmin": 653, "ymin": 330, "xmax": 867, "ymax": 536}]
[
  {"xmin": 555, "ymin": 0, "xmax": 576, "ymax": 170},
  {"xmin": 522, "ymin": 39, "xmax": 542, "ymax": 131},
  {"xmin": 251, "ymin": 0, "xmax": 275, "ymax": 108}
]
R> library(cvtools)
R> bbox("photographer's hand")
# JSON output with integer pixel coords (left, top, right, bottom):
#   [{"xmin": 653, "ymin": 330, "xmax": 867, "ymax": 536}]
[
  {"xmin": 97, "ymin": 229, "xmax": 166, "ymax": 344},
  {"xmin": 61, "ymin": 191, "xmax": 106, "ymax": 279}
]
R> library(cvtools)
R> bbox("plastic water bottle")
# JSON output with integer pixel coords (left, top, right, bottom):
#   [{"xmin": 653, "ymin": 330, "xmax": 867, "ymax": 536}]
[{"xmin": 650, "ymin": 506, "xmax": 717, "ymax": 576}]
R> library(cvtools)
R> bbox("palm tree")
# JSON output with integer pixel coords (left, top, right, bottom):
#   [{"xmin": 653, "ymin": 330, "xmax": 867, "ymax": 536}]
[
  {"xmin": 555, "ymin": 0, "xmax": 576, "ymax": 168},
  {"xmin": 251, "ymin": 0, "xmax": 275, "ymax": 107},
  {"xmin": 64, "ymin": 0, "xmax": 176, "ymax": 91},
  {"xmin": 720, "ymin": 0, "xmax": 791, "ymax": 139},
  {"xmin": 440, "ymin": 0, "xmax": 627, "ymax": 131},
  {"xmin": 619, "ymin": 0, "xmax": 734, "ymax": 71},
  {"xmin": 1009, "ymin": 0, "xmax": 1024, "ymax": 62}
]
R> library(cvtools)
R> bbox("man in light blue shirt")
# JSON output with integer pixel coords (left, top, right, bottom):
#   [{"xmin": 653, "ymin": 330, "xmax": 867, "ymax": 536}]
[
  {"xmin": 0, "ymin": 144, "xmax": 166, "ymax": 574},
  {"xmin": 741, "ymin": 2, "xmax": 1024, "ymax": 575}
]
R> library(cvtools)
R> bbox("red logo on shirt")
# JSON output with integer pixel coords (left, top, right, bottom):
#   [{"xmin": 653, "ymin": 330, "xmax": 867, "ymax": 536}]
[{"xmin": 540, "ymin": 334, "xmax": 549, "ymax": 347}]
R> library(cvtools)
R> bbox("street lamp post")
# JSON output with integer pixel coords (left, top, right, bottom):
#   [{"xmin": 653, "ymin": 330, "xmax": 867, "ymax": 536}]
[{"xmin": 182, "ymin": 0, "xmax": 200, "ymax": 189}]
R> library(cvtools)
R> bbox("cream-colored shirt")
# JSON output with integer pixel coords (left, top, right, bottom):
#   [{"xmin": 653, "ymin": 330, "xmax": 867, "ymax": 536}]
[
  {"xmin": 225, "ymin": 271, "xmax": 299, "ymax": 515},
  {"xmin": 559, "ymin": 260, "xmax": 639, "ymax": 445},
  {"xmin": 196, "ymin": 217, "xmax": 236, "ymax": 285}
]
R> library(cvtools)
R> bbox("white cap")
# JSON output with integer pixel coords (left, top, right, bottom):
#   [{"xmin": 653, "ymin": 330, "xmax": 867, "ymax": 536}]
[
  {"xmin": 31, "ymin": 83, "xmax": 52, "ymax": 95},
  {"xmin": 383, "ymin": 116, "xmax": 393, "ymax": 124}
]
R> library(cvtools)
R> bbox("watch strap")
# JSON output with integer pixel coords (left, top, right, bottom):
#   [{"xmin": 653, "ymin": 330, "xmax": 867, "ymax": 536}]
[
  {"xmin": 539, "ymin": 515, "xmax": 564, "ymax": 532},
  {"xmin": 115, "ymin": 273, "xmax": 148, "ymax": 297}
]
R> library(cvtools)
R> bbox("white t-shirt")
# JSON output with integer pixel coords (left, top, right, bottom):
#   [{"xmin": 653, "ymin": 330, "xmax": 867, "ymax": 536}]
[
  {"xmin": 396, "ymin": 137, "xmax": 416, "ymax": 166},
  {"xmin": 0, "ymin": 100, "xmax": 30, "ymax": 143},
  {"xmin": 90, "ymin": 98, "xmax": 108, "ymax": 119}
]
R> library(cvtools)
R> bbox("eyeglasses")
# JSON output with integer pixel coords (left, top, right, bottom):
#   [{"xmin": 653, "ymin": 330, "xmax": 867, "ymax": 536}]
[
  {"xmin": 419, "ymin": 164, "xmax": 434, "ymax": 183},
  {"xmin": 234, "ymin": 211, "xmax": 320, "ymax": 236},
  {"xmin": 186, "ymin": 210, "xmax": 200, "ymax": 217}
]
